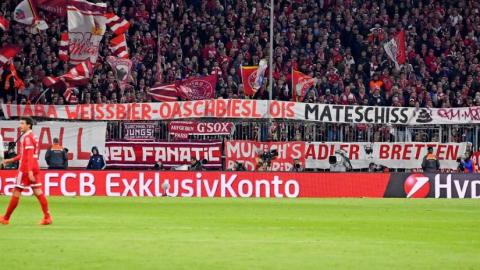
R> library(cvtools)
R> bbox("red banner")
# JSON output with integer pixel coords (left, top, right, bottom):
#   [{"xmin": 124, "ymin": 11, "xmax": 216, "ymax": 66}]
[
  {"xmin": 123, "ymin": 122, "xmax": 157, "ymax": 141},
  {"xmin": 0, "ymin": 170, "xmax": 390, "ymax": 198},
  {"xmin": 177, "ymin": 75, "xmax": 216, "ymax": 100},
  {"xmin": 105, "ymin": 141, "xmax": 222, "ymax": 169},
  {"xmin": 225, "ymin": 141, "xmax": 305, "ymax": 171},
  {"xmin": 168, "ymin": 121, "xmax": 235, "ymax": 139}
]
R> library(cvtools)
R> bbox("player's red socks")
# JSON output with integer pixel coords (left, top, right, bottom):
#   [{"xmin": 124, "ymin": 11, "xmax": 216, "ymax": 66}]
[
  {"xmin": 4, "ymin": 195, "xmax": 20, "ymax": 220},
  {"xmin": 35, "ymin": 193, "xmax": 50, "ymax": 219}
]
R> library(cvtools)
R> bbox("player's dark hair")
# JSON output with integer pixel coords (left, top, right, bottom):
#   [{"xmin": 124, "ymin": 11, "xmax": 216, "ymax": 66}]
[{"xmin": 20, "ymin": 117, "xmax": 34, "ymax": 129}]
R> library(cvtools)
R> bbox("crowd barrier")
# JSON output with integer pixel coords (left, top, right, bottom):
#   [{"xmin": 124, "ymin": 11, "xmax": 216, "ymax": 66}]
[{"xmin": 0, "ymin": 171, "xmax": 478, "ymax": 198}]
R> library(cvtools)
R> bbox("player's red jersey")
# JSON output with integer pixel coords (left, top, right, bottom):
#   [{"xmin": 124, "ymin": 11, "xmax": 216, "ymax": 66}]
[{"xmin": 12, "ymin": 130, "xmax": 40, "ymax": 188}]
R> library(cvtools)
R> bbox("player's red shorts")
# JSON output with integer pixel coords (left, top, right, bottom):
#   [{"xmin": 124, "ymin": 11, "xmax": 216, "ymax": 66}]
[{"xmin": 15, "ymin": 169, "xmax": 41, "ymax": 189}]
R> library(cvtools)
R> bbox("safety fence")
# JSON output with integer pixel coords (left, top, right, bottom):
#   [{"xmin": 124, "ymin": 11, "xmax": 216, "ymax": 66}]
[{"xmin": 105, "ymin": 120, "xmax": 479, "ymax": 148}]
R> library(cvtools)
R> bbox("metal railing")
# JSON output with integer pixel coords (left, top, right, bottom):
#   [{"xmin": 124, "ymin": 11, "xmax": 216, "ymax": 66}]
[{"xmin": 106, "ymin": 120, "xmax": 479, "ymax": 150}]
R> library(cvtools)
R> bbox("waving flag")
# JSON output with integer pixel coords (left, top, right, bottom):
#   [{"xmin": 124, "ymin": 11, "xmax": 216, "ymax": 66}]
[
  {"xmin": 0, "ymin": 45, "xmax": 20, "ymax": 67},
  {"xmin": 240, "ymin": 66, "xmax": 257, "ymax": 96},
  {"xmin": 105, "ymin": 13, "xmax": 130, "ymax": 35},
  {"xmin": 107, "ymin": 56, "xmax": 132, "ymax": 90},
  {"xmin": 42, "ymin": 61, "xmax": 93, "ymax": 88},
  {"xmin": 384, "ymin": 30, "xmax": 406, "ymax": 70},
  {"xmin": 58, "ymin": 32, "xmax": 69, "ymax": 62},
  {"xmin": 67, "ymin": 0, "xmax": 106, "ymax": 65},
  {"xmin": 0, "ymin": 16, "xmax": 9, "ymax": 31},
  {"xmin": 4, "ymin": 63, "xmax": 26, "ymax": 92},
  {"xmin": 292, "ymin": 70, "xmax": 317, "ymax": 101},
  {"xmin": 35, "ymin": 0, "xmax": 67, "ymax": 17},
  {"xmin": 109, "ymin": 34, "xmax": 129, "ymax": 59},
  {"xmin": 148, "ymin": 83, "xmax": 178, "ymax": 102},
  {"xmin": 177, "ymin": 75, "xmax": 217, "ymax": 100},
  {"xmin": 253, "ymin": 59, "xmax": 268, "ymax": 90},
  {"xmin": 13, "ymin": 0, "xmax": 48, "ymax": 33}
]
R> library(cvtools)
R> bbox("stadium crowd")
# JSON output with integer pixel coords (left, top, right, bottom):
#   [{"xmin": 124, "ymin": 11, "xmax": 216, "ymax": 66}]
[{"xmin": 0, "ymin": 0, "xmax": 479, "ymax": 108}]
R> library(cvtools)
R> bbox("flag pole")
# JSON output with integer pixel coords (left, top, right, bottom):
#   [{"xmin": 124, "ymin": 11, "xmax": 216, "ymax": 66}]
[{"xmin": 268, "ymin": 0, "xmax": 274, "ymax": 101}]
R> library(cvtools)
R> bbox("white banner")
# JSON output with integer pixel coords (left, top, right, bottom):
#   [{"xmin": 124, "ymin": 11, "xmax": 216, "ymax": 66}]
[
  {"xmin": 0, "ymin": 121, "xmax": 106, "ymax": 168},
  {"xmin": 225, "ymin": 141, "xmax": 468, "ymax": 170},
  {"xmin": 2, "ymin": 100, "xmax": 480, "ymax": 125},
  {"xmin": 305, "ymin": 142, "xmax": 468, "ymax": 170}
]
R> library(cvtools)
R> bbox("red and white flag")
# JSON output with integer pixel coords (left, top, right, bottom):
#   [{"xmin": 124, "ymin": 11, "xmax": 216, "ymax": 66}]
[
  {"xmin": 177, "ymin": 75, "xmax": 217, "ymax": 100},
  {"xmin": 107, "ymin": 56, "xmax": 132, "ymax": 90},
  {"xmin": 148, "ymin": 83, "xmax": 178, "ymax": 102},
  {"xmin": 0, "ymin": 45, "xmax": 20, "ymax": 68},
  {"xmin": 253, "ymin": 59, "xmax": 268, "ymax": 90},
  {"xmin": 240, "ymin": 66, "xmax": 257, "ymax": 96},
  {"xmin": 58, "ymin": 32, "xmax": 69, "ymax": 62},
  {"xmin": 42, "ymin": 61, "xmax": 93, "ymax": 87},
  {"xmin": 105, "ymin": 13, "xmax": 130, "ymax": 35},
  {"xmin": 0, "ymin": 16, "xmax": 9, "ymax": 31},
  {"xmin": 292, "ymin": 70, "xmax": 317, "ymax": 101},
  {"xmin": 13, "ymin": 0, "xmax": 48, "ymax": 33},
  {"xmin": 63, "ymin": 87, "xmax": 78, "ymax": 103},
  {"xmin": 109, "ymin": 34, "xmax": 129, "ymax": 59},
  {"xmin": 67, "ymin": 0, "xmax": 106, "ymax": 65},
  {"xmin": 6, "ymin": 62, "xmax": 26, "ymax": 91},
  {"xmin": 384, "ymin": 30, "xmax": 406, "ymax": 70}
]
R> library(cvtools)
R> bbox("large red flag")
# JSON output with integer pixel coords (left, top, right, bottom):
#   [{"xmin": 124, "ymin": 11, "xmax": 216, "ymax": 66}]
[
  {"xmin": 292, "ymin": 70, "xmax": 317, "ymax": 102},
  {"xmin": 240, "ymin": 66, "xmax": 257, "ymax": 96},
  {"xmin": 177, "ymin": 75, "xmax": 217, "ymax": 100},
  {"xmin": 34, "ymin": 0, "xmax": 67, "ymax": 17}
]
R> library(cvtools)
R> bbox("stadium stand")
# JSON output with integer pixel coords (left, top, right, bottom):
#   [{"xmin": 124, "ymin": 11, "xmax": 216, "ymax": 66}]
[{"xmin": 0, "ymin": 0, "xmax": 479, "ymax": 108}]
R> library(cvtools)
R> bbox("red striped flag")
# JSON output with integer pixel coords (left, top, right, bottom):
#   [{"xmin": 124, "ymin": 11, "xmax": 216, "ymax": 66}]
[
  {"xmin": 0, "ymin": 16, "xmax": 9, "ymax": 31},
  {"xmin": 148, "ymin": 83, "xmax": 178, "ymax": 102},
  {"xmin": 63, "ymin": 87, "xmax": 78, "ymax": 103},
  {"xmin": 109, "ymin": 34, "xmax": 129, "ymax": 59},
  {"xmin": 58, "ymin": 32, "xmax": 69, "ymax": 62},
  {"xmin": 105, "ymin": 13, "xmax": 129, "ymax": 35},
  {"xmin": 42, "ymin": 61, "xmax": 93, "ymax": 87}
]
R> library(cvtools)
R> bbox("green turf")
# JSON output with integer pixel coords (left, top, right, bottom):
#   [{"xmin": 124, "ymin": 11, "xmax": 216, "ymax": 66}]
[{"xmin": 0, "ymin": 197, "xmax": 479, "ymax": 270}]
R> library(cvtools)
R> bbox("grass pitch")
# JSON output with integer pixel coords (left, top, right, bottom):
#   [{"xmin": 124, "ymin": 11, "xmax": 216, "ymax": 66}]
[{"xmin": 0, "ymin": 197, "xmax": 478, "ymax": 270}]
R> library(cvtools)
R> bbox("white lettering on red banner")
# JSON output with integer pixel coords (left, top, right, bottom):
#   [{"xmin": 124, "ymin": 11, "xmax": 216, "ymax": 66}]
[
  {"xmin": 3, "ymin": 101, "xmax": 479, "ymax": 125},
  {"xmin": 0, "ymin": 171, "xmax": 391, "ymax": 198},
  {"xmin": 0, "ymin": 121, "xmax": 106, "ymax": 168},
  {"xmin": 168, "ymin": 121, "xmax": 234, "ymax": 139},
  {"xmin": 105, "ymin": 141, "xmax": 222, "ymax": 169}
]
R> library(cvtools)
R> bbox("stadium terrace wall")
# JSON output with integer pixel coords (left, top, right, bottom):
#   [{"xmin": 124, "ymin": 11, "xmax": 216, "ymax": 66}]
[{"xmin": 0, "ymin": 171, "xmax": 478, "ymax": 199}]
